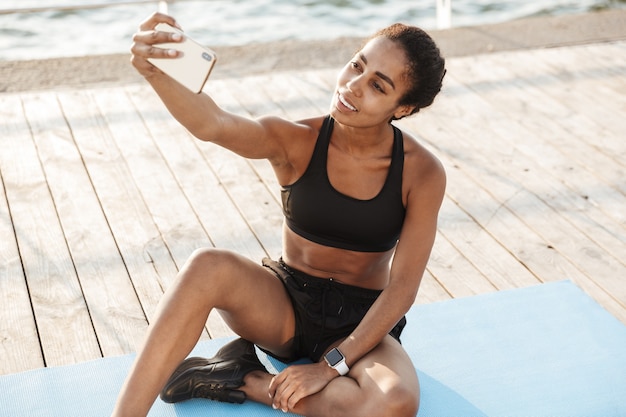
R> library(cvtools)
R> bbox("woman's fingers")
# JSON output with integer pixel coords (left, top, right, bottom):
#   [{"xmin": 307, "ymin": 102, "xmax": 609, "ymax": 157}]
[
  {"xmin": 130, "ymin": 15, "xmax": 184, "ymax": 75},
  {"xmin": 138, "ymin": 11, "xmax": 180, "ymax": 32},
  {"xmin": 270, "ymin": 373, "xmax": 296, "ymax": 412},
  {"xmin": 131, "ymin": 30, "xmax": 182, "ymax": 58},
  {"xmin": 269, "ymin": 363, "xmax": 333, "ymax": 413}
]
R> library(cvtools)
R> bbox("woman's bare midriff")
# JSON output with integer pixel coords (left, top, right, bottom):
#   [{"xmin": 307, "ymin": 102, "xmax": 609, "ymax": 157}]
[{"xmin": 281, "ymin": 224, "xmax": 394, "ymax": 290}]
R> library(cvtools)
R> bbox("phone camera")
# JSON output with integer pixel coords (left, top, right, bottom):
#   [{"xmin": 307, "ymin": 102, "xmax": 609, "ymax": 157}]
[{"xmin": 202, "ymin": 52, "xmax": 213, "ymax": 62}]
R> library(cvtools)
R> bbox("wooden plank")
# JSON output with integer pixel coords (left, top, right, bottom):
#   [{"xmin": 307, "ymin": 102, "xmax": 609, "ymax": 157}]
[
  {"xmin": 442, "ymin": 59, "xmax": 626, "ymax": 275},
  {"xmin": 241, "ymin": 72, "xmax": 313, "ymax": 203},
  {"xmin": 99, "ymin": 86, "xmax": 213, "ymax": 269},
  {"xmin": 89, "ymin": 85, "xmax": 219, "ymax": 338},
  {"xmin": 56, "ymin": 87, "xmax": 178, "ymax": 325},
  {"xmin": 433, "ymin": 138, "xmax": 626, "ymax": 321},
  {"xmin": 257, "ymin": 72, "xmax": 324, "ymax": 121},
  {"xmin": 221, "ymin": 74, "xmax": 284, "ymax": 118},
  {"xmin": 206, "ymin": 78, "xmax": 282, "ymax": 205},
  {"xmin": 198, "ymin": 137, "xmax": 285, "ymax": 261},
  {"xmin": 0, "ymin": 94, "xmax": 44, "ymax": 375},
  {"xmin": 434, "ymin": 195, "xmax": 542, "ymax": 290},
  {"xmin": 430, "ymin": 72, "xmax": 626, "ymax": 265},
  {"xmin": 124, "ymin": 83, "xmax": 278, "ymax": 338},
  {"xmin": 527, "ymin": 45, "xmax": 626, "ymax": 166},
  {"xmin": 446, "ymin": 52, "xmax": 626, "ymax": 206},
  {"xmin": 578, "ymin": 42, "xmax": 626, "ymax": 82},
  {"xmin": 399, "ymin": 88, "xmax": 626, "ymax": 321},
  {"xmin": 532, "ymin": 44, "xmax": 626, "ymax": 119},
  {"xmin": 502, "ymin": 47, "xmax": 626, "ymax": 173},
  {"xmin": 0, "ymin": 92, "xmax": 101, "ymax": 370},
  {"xmin": 23, "ymin": 91, "xmax": 148, "ymax": 358},
  {"xmin": 414, "ymin": 269, "xmax": 452, "ymax": 305},
  {"xmin": 213, "ymin": 75, "xmax": 288, "ymax": 209},
  {"xmin": 125, "ymin": 84, "xmax": 272, "ymax": 262},
  {"xmin": 536, "ymin": 44, "xmax": 626, "ymax": 163},
  {"xmin": 428, "ymin": 230, "xmax": 497, "ymax": 298},
  {"xmin": 292, "ymin": 70, "xmax": 338, "ymax": 107},
  {"xmin": 199, "ymin": 78, "xmax": 286, "ymax": 259},
  {"xmin": 404, "ymin": 114, "xmax": 544, "ymax": 296},
  {"xmin": 228, "ymin": 72, "xmax": 326, "ymax": 204}
]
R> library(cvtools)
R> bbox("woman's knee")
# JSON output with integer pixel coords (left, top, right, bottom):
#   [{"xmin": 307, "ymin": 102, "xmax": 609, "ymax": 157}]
[
  {"xmin": 383, "ymin": 383, "xmax": 419, "ymax": 417},
  {"xmin": 358, "ymin": 382, "xmax": 419, "ymax": 417},
  {"xmin": 177, "ymin": 247, "xmax": 239, "ymax": 289}
]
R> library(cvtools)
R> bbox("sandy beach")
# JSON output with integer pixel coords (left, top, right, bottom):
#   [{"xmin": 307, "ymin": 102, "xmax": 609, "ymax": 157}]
[{"xmin": 1, "ymin": 9, "xmax": 624, "ymax": 93}]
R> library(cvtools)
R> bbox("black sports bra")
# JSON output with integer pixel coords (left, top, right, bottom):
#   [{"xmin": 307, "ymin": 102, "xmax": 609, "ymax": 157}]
[{"xmin": 281, "ymin": 116, "xmax": 406, "ymax": 252}]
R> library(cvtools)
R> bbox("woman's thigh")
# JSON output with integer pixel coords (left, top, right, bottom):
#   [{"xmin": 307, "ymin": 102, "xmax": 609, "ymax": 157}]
[{"xmin": 182, "ymin": 249, "xmax": 296, "ymax": 358}]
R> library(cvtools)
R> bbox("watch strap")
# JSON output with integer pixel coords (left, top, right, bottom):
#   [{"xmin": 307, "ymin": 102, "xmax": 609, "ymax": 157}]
[{"xmin": 334, "ymin": 359, "xmax": 350, "ymax": 376}]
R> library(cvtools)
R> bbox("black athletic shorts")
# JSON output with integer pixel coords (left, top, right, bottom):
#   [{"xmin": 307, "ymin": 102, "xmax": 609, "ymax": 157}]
[{"xmin": 261, "ymin": 257, "xmax": 406, "ymax": 363}]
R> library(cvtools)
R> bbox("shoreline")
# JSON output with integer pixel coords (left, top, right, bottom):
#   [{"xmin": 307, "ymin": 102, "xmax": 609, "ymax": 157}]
[{"xmin": 1, "ymin": 9, "xmax": 624, "ymax": 93}]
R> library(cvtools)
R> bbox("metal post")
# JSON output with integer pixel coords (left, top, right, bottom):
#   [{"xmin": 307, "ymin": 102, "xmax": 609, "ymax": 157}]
[{"xmin": 436, "ymin": 0, "xmax": 451, "ymax": 29}]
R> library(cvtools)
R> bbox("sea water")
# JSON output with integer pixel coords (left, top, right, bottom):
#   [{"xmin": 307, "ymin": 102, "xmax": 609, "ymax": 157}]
[{"xmin": 0, "ymin": 0, "xmax": 624, "ymax": 60}]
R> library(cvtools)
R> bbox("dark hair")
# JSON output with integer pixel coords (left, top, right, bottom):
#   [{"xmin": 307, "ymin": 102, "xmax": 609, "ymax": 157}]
[{"xmin": 369, "ymin": 23, "xmax": 446, "ymax": 119}]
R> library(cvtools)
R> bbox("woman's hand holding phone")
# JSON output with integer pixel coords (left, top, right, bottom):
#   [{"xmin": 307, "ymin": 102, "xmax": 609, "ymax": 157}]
[
  {"xmin": 131, "ymin": 12, "xmax": 217, "ymax": 93},
  {"xmin": 130, "ymin": 13, "xmax": 183, "ymax": 77}
]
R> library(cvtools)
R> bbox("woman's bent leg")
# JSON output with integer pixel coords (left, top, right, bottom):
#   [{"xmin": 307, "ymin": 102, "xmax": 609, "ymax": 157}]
[
  {"xmin": 111, "ymin": 249, "xmax": 295, "ymax": 417},
  {"xmin": 243, "ymin": 335, "xmax": 419, "ymax": 417}
]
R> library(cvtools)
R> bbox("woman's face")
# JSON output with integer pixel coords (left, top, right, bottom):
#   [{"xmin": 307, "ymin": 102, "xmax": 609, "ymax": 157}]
[{"xmin": 330, "ymin": 36, "xmax": 414, "ymax": 126}]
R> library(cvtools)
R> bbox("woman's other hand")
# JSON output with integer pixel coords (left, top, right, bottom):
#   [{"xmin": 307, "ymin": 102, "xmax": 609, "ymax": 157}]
[{"xmin": 268, "ymin": 361, "xmax": 338, "ymax": 413}]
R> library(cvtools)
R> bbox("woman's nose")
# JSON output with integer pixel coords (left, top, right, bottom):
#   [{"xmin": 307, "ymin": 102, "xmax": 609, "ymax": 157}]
[{"xmin": 346, "ymin": 75, "xmax": 363, "ymax": 96}]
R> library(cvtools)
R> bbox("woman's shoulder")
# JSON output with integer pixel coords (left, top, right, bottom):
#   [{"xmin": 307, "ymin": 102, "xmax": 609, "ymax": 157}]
[
  {"xmin": 258, "ymin": 115, "xmax": 328, "ymax": 184},
  {"xmin": 400, "ymin": 128, "xmax": 444, "ymax": 175},
  {"xmin": 258, "ymin": 114, "xmax": 327, "ymax": 138},
  {"xmin": 398, "ymin": 126, "xmax": 446, "ymax": 197}
]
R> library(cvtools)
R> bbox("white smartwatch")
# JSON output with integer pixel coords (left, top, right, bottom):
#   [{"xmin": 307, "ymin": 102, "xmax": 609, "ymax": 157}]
[{"xmin": 324, "ymin": 347, "xmax": 349, "ymax": 376}]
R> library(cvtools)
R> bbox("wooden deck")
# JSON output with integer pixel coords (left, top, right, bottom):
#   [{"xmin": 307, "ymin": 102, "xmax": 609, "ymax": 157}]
[{"xmin": 1, "ymin": 41, "xmax": 625, "ymax": 376}]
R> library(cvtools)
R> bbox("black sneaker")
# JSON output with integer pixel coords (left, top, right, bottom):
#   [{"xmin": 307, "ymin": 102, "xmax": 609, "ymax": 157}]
[
  {"xmin": 162, "ymin": 356, "xmax": 210, "ymax": 386},
  {"xmin": 162, "ymin": 338, "xmax": 251, "ymax": 385},
  {"xmin": 160, "ymin": 338, "xmax": 268, "ymax": 404}
]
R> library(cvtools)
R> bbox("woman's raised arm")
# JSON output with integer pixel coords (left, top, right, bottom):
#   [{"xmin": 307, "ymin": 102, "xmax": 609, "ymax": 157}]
[{"xmin": 129, "ymin": 12, "xmax": 296, "ymax": 162}]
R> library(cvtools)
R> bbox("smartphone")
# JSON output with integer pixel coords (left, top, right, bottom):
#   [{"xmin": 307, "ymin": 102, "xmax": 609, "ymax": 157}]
[{"xmin": 148, "ymin": 23, "xmax": 217, "ymax": 94}]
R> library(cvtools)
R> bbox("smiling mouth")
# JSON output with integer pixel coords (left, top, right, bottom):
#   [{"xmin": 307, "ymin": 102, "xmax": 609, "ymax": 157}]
[{"xmin": 338, "ymin": 93, "xmax": 357, "ymax": 112}]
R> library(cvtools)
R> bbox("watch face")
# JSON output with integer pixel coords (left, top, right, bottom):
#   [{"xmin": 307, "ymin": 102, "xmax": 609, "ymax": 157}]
[{"xmin": 325, "ymin": 348, "xmax": 344, "ymax": 366}]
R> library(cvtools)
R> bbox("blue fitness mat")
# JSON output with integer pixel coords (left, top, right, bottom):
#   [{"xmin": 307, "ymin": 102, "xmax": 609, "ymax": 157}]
[{"xmin": 1, "ymin": 280, "xmax": 625, "ymax": 416}]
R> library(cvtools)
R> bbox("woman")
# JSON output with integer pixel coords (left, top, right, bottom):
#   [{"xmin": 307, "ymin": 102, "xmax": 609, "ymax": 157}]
[{"xmin": 113, "ymin": 12, "xmax": 446, "ymax": 417}]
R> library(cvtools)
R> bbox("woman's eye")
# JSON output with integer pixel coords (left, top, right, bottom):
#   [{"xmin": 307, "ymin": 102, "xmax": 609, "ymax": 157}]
[{"xmin": 373, "ymin": 82, "xmax": 384, "ymax": 93}]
